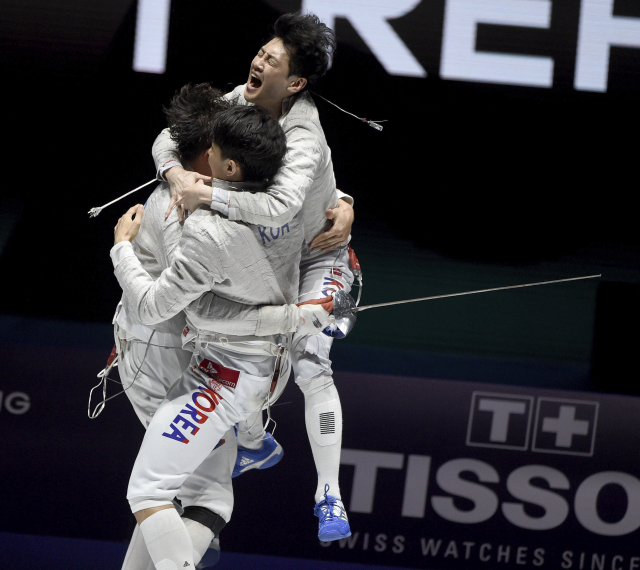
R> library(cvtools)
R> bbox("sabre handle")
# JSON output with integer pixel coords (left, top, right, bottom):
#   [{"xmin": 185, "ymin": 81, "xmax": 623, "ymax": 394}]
[{"xmin": 348, "ymin": 245, "xmax": 361, "ymax": 278}]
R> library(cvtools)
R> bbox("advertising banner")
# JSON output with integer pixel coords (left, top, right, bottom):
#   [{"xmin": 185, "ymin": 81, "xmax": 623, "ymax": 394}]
[
  {"xmin": 228, "ymin": 371, "xmax": 640, "ymax": 569},
  {"xmin": 0, "ymin": 334, "xmax": 145, "ymax": 542},
  {"xmin": 2, "ymin": 328, "xmax": 639, "ymax": 569}
]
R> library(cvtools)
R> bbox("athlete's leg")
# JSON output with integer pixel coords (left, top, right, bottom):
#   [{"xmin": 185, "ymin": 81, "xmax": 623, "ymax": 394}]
[
  {"xmin": 117, "ymin": 328, "xmax": 195, "ymax": 570},
  {"xmin": 292, "ymin": 248, "xmax": 353, "ymax": 540},
  {"xmin": 292, "ymin": 334, "xmax": 343, "ymax": 502},
  {"xmin": 295, "ymin": 249, "xmax": 353, "ymax": 500},
  {"xmin": 127, "ymin": 346, "xmax": 276, "ymax": 567},
  {"xmin": 123, "ymin": 435, "xmax": 231, "ymax": 570}
]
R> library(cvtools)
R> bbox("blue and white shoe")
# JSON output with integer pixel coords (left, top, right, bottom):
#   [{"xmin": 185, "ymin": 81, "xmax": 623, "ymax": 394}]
[
  {"xmin": 314, "ymin": 484, "xmax": 351, "ymax": 542},
  {"xmin": 232, "ymin": 432, "xmax": 283, "ymax": 478}
]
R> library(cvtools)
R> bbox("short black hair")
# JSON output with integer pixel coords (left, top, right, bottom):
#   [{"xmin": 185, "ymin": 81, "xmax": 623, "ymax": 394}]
[
  {"xmin": 271, "ymin": 12, "xmax": 336, "ymax": 88},
  {"xmin": 212, "ymin": 106, "xmax": 287, "ymax": 183},
  {"xmin": 164, "ymin": 83, "xmax": 230, "ymax": 164}
]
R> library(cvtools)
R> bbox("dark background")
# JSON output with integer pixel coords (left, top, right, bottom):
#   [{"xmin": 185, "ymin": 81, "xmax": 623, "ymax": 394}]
[
  {"xmin": 1, "ymin": 1, "xmax": 640, "ymax": 567},
  {"xmin": 2, "ymin": 0, "xmax": 638, "ymax": 322}
]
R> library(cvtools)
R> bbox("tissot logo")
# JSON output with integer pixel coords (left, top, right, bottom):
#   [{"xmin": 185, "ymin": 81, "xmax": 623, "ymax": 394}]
[
  {"xmin": 532, "ymin": 398, "xmax": 598, "ymax": 456},
  {"xmin": 134, "ymin": 0, "xmax": 640, "ymax": 93},
  {"xmin": 0, "ymin": 391, "xmax": 30, "ymax": 415},
  {"xmin": 467, "ymin": 392, "xmax": 534, "ymax": 450},
  {"xmin": 467, "ymin": 392, "xmax": 598, "ymax": 456},
  {"xmin": 340, "ymin": 449, "xmax": 640, "ymax": 535}
]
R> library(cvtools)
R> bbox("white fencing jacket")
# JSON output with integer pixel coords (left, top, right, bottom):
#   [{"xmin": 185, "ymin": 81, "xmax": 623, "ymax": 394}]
[
  {"xmin": 112, "ymin": 181, "xmax": 303, "ymax": 340},
  {"xmin": 152, "ymin": 86, "xmax": 350, "ymax": 259}
]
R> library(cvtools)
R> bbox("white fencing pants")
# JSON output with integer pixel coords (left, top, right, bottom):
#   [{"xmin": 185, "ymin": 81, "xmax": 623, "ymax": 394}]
[
  {"xmin": 116, "ymin": 330, "xmax": 192, "ymax": 428},
  {"xmin": 127, "ymin": 341, "xmax": 286, "ymax": 521}
]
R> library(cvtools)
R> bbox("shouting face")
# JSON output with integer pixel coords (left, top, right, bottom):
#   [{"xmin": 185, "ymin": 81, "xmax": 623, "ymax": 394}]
[{"xmin": 244, "ymin": 37, "xmax": 306, "ymax": 117}]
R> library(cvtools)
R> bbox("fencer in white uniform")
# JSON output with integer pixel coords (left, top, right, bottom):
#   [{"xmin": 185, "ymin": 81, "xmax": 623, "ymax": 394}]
[
  {"xmin": 113, "ymin": 86, "xmax": 333, "ymax": 570},
  {"xmin": 152, "ymin": 13, "xmax": 355, "ymax": 541},
  {"xmin": 112, "ymin": 105, "xmax": 334, "ymax": 570}
]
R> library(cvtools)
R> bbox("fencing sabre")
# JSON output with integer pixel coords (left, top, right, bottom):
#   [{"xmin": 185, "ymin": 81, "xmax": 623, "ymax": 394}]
[
  {"xmin": 88, "ymin": 178, "xmax": 156, "ymax": 218},
  {"xmin": 330, "ymin": 274, "xmax": 602, "ymax": 338}
]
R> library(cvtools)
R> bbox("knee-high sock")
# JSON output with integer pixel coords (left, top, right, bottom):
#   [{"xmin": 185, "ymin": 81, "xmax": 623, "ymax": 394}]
[
  {"xmin": 121, "ymin": 524, "xmax": 154, "ymax": 570},
  {"xmin": 236, "ymin": 410, "xmax": 265, "ymax": 450},
  {"xmin": 122, "ymin": 517, "xmax": 212, "ymax": 569},
  {"xmin": 139, "ymin": 509, "xmax": 194, "ymax": 570},
  {"xmin": 183, "ymin": 519, "xmax": 215, "ymax": 564},
  {"xmin": 298, "ymin": 375, "xmax": 343, "ymax": 503}
]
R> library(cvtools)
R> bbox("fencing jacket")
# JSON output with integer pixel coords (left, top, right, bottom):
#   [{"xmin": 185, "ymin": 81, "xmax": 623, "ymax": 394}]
[
  {"xmin": 111, "ymin": 180, "xmax": 303, "ymax": 340},
  {"xmin": 115, "ymin": 181, "xmax": 186, "ymax": 345},
  {"xmin": 152, "ymin": 86, "xmax": 349, "ymax": 259}
]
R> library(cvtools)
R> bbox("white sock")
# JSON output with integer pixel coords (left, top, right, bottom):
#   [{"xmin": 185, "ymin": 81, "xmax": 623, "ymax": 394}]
[
  {"xmin": 121, "ymin": 524, "xmax": 154, "ymax": 570},
  {"xmin": 183, "ymin": 518, "xmax": 215, "ymax": 564},
  {"xmin": 299, "ymin": 375, "xmax": 343, "ymax": 503},
  {"xmin": 236, "ymin": 410, "xmax": 265, "ymax": 450},
  {"xmin": 139, "ymin": 509, "xmax": 195, "ymax": 570}
]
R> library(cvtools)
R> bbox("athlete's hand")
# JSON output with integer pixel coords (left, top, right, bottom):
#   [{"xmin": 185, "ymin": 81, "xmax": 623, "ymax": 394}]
[
  {"xmin": 114, "ymin": 205, "xmax": 144, "ymax": 245},
  {"xmin": 310, "ymin": 198, "xmax": 354, "ymax": 251},
  {"xmin": 176, "ymin": 179, "xmax": 213, "ymax": 214},
  {"xmin": 295, "ymin": 297, "xmax": 335, "ymax": 335},
  {"xmin": 165, "ymin": 166, "xmax": 212, "ymax": 221}
]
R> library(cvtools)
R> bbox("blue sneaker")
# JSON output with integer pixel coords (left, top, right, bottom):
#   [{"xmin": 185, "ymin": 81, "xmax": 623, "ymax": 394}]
[
  {"xmin": 196, "ymin": 536, "xmax": 220, "ymax": 568},
  {"xmin": 314, "ymin": 484, "xmax": 351, "ymax": 542},
  {"xmin": 232, "ymin": 433, "xmax": 283, "ymax": 478}
]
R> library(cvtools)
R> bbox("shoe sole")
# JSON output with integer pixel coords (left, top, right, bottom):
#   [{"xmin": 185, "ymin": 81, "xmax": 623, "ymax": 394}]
[{"xmin": 319, "ymin": 528, "xmax": 352, "ymax": 542}]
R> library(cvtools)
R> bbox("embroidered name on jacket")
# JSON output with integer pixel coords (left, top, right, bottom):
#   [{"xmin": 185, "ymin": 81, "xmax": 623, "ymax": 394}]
[{"xmin": 258, "ymin": 223, "xmax": 290, "ymax": 244}]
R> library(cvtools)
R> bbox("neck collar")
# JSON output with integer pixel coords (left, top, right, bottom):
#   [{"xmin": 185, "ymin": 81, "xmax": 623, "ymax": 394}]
[{"xmin": 211, "ymin": 178, "xmax": 266, "ymax": 193}]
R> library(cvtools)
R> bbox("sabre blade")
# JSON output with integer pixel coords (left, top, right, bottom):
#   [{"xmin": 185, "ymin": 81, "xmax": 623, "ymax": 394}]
[
  {"xmin": 355, "ymin": 274, "xmax": 602, "ymax": 313},
  {"xmin": 88, "ymin": 178, "xmax": 157, "ymax": 218}
]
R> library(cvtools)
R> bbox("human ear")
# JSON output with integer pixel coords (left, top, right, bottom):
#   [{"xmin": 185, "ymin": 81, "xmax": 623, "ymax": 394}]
[
  {"xmin": 227, "ymin": 159, "xmax": 238, "ymax": 177},
  {"xmin": 288, "ymin": 76, "xmax": 307, "ymax": 94}
]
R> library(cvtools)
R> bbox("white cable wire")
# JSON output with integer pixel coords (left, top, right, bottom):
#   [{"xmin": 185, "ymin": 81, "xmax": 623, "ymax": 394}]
[
  {"xmin": 88, "ymin": 331, "xmax": 156, "ymax": 418},
  {"xmin": 88, "ymin": 178, "xmax": 157, "ymax": 218},
  {"xmin": 311, "ymin": 91, "xmax": 387, "ymax": 131}
]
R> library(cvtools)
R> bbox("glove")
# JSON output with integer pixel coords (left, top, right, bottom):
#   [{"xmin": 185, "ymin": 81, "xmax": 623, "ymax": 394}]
[{"xmin": 296, "ymin": 297, "xmax": 335, "ymax": 335}]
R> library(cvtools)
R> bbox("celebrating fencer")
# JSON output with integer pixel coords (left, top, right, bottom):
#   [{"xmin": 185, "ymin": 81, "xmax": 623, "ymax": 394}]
[
  {"xmin": 112, "ymin": 102, "xmax": 325, "ymax": 570},
  {"xmin": 109, "ymin": 83, "xmax": 337, "ymax": 570},
  {"xmin": 154, "ymin": 12, "xmax": 356, "ymax": 541},
  {"xmin": 105, "ymin": 12, "xmax": 358, "ymax": 570}
]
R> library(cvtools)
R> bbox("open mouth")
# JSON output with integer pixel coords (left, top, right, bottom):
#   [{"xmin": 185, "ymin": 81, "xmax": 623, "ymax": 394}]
[{"xmin": 249, "ymin": 72, "xmax": 262, "ymax": 89}]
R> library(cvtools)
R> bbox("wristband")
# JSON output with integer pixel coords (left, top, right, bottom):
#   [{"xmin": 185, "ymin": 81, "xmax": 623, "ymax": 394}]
[
  {"xmin": 210, "ymin": 186, "xmax": 230, "ymax": 217},
  {"xmin": 158, "ymin": 159, "xmax": 182, "ymax": 181}
]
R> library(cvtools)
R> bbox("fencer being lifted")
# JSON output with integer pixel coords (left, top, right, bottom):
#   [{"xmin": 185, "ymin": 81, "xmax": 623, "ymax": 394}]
[
  {"xmin": 109, "ymin": 13, "xmax": 356, "ymax": 568},
  {"xmin": 153, "ymin": 12, "xmax": 356, "ymax": 541}
]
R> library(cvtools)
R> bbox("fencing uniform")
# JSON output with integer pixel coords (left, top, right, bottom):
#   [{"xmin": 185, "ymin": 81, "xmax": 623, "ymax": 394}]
[
  {"xmin": 114, "ymin": 181, "xmax": 190, "ymax": 429},
  {"xmin": 115, "ymin": 180, "xmax": 308, "ymax": 569},
  {"xmin": 111, "ymin": 184, "xmax": 304, "ymax": 518},
  {"xmin": 153, "ymin": 87, "xmax": 354, "ymax": 510},
  {"xmin": 115, "ymin": 181, "xmax": 299, "ymax": 430}
]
